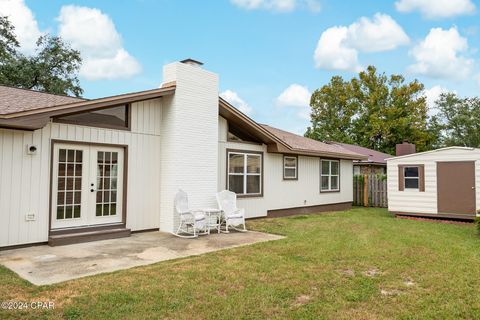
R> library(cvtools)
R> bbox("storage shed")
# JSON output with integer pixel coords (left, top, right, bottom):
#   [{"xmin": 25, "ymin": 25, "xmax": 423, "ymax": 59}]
[{"xmin": 387, "ymin": 146, "xmax": 480, "ymax": 220}]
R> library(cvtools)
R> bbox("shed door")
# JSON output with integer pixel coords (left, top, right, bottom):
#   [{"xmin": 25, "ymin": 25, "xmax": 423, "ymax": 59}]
[{"xmin": 437, "ymin": 161, "xmax": 476, "ymax": 215}]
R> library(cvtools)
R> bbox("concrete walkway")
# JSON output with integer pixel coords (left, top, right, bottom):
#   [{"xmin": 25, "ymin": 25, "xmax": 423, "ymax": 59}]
[{"xmin": 0, "ymin": 231, "xmax": 284, "ymax": 285}]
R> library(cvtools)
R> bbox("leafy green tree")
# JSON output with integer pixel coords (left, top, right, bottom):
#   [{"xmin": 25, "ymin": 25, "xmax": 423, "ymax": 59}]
[
  {"xmin": 434, "ymin": 93, "xmax": 480, "ymax": 147},
  {"xmin": 0, "ymin": 16, "xmax": 83, "ymax": 97},
  {"xmin": 306, "ymin": 66, "xmax": 438, "ymax": 154},
  {"xmin": 305, "ymin": 76, "xmax": 356, "ymax": 143}
]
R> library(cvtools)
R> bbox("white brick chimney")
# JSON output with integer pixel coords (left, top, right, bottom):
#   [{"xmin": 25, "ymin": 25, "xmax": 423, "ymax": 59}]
[{"xmin": 159, "ymin": 60, "xmax": 219, "ymax": 232}]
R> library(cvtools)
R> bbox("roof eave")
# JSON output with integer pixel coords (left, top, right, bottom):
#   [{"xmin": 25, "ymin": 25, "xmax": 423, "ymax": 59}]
[
  {"xmin": 0, "ymin": 86, "xmax": 176, "ymax": 120},
  {"xmin": 0, "ymin": 86, "xmax": 176, "ymax": 130}
]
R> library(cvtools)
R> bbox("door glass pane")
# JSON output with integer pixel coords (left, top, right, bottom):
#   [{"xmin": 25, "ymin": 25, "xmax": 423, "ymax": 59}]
[
  {"xmin": 56, "ymin": 148, "xmax": 82, "ymax": 220},
  {"xmin": 56, "ymin": 206, "xmax": 64, "ymax": 220},
  {"xmin": 96, "ymin": 151, "xmax": 119, "ymax": 217},
  {"xmin": 73, "ymin": 205, "xmax": 81, "ymax": 218},
  {"xmin": 65, "ymin": 206, "xmax": 73, "ymax": 219},
  {"xmin": 96, "ymin": 204, "xmax": 103, "ymax": 216}
]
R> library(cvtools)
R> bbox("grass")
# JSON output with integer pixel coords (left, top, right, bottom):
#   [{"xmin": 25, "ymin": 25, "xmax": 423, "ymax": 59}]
[{"xmin": 1, "ymin": 207, "xmax": 480, "ymax": 319}]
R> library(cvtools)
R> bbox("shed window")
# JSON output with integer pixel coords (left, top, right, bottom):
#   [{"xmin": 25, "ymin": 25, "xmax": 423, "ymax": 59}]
[
  {"xmin": 283, "ymin": 156, "xmax": 297, "ymax": 180},
  {"xmin": 404, "ymin": 167, "xmax": 419, "ymax": 189},
  {"xmin": 321, "ymin": 160, "xmax": 340, "ymax": 192},
  {"xmin": 227, "ymin": 151, "xmax": 262, "ymax": 196}
]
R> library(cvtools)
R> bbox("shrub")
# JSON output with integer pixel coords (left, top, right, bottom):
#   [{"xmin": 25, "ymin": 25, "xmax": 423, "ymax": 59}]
[{"xmin": 475, "ymin": 217, "xmax": 480, "ymax": 235}]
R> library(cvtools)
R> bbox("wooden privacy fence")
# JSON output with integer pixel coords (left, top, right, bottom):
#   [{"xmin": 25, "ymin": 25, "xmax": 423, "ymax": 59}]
[{"xmin": 353, "ymin": 174, "xmax": 388, "ymax": 208}]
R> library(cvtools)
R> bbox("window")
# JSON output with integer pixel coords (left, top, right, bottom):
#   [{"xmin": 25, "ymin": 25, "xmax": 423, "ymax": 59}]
[
  {"xmin": 227, "ymin": 151, "xmax": 262, "ymax": 196},
  {"xmin": 54, "ymin": 105, "xmax": 129, "ymax": 130},
  {"xmin": 403, "ymin": 166, "xmax": 419, "ymax": 189},
  {"xmin": 283, "ymin": 156, "xmax": 298, "ymax": 180},
  {"xmin": 321, "ymin": 160, "xmax": 340, "ymax": 192}
]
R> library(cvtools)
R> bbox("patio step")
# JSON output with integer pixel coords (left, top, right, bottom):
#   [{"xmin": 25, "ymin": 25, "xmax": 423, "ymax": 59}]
[{"xmin": 48, "ymin": 228, "xmax": 131, "ymax": 246}]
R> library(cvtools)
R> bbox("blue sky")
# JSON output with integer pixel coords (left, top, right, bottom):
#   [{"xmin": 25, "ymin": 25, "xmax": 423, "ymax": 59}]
[{"xmin": 2, "ymin": 0, "xmax": 480, "ymax": 134}]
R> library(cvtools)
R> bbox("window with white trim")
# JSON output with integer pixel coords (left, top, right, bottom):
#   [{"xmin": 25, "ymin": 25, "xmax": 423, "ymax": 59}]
[
  {"xmin": 321, "ymin": 160, "xmax": 340, "ymax": 192},
  {"xmin": 403, "ymin": 166, "xmax": 419, "ymax": 189},
  {"xmin": 227, "ymin": 151, "xmax": 262, "ymax": 196},
  {"xmin": 283, "ymin": 156, "xmax": 297, "ymax": 180}
]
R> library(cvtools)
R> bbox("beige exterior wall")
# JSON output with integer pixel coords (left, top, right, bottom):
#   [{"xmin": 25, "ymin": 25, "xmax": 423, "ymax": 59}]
[
  {"xmin": 0, "ymin": 99, "xmax": 163, "ymax": 247},
  {"xmin": 387, "ymin": 147, "xmax": 480, "ymax": 216},
  {"xmin": 218, "ymin": 117, "xmax": 354, "ymax": 218}
]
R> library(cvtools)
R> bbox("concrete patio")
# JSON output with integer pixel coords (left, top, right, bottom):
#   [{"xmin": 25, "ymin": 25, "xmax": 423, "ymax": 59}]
[{"xmin": 0, "ymin": 231, "xmax": 284, "ymax": 286}]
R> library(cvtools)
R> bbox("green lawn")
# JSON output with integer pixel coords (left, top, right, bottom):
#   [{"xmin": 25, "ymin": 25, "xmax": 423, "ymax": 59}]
[{"xmin": 1, "ymin": 208, "xmax": 480, "ymax": 319}]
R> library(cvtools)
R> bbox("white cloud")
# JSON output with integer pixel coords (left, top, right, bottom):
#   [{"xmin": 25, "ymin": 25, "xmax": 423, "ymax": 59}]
[
  {"xmin": 424, "ymin": 85, "xmax": 451, "ymax": 116},
  {"xmin": 231, "ymin": 0, "xmax": 320, "ymax": 13},
  {"xmin": 277, "ymin": 84, "xmax": 311, "ymax": 120},
  {"xmin": 314, "ymin": 26, "xmax": 361, "ymax": 72},
  {"xmin": 277, "ymin": 84, "xmax": 311, "ymax": 107},
  {"xmin": 58, "ymin": 5, "xmax": 141, "ymax": 80},
  {"xmin": 314, "ymin": 13, "xmax": 409, "ymax": 71},
  {"xmin": 220, "ymin": 90, "xmax": 253, "ymax": 115},
  {"xmin": 395, "ymin": 0, "xmax": 475, "ymax": 19},
  {"xmin": 0, "ymin": 0, "xmax": 43, "ymax": 54},
  {"xmin": 408, "ymin": 27, "xmax": 473, "ymax": 80},
  {"xmin": 346, "ymin": 13, "xmax": 410, "ymax": 52}
]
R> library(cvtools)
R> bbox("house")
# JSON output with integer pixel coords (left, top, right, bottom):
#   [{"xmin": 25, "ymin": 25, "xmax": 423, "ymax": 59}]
[
  {"xmin": 0, "ymin": 60, "xmax": 366, "ymax": 248},
  {"xmin": 328, "ymin": 142, "xmax": 391, "ymax": 175},
  {"xmin": 387, "ymin": 142, "xmax": 480, "ymax": 220}
]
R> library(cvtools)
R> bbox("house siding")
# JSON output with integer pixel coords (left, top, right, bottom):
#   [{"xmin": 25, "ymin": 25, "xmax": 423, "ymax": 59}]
[
  {"xmin": 218, "ymin": 118, "xmax": 354, "ymax": 218},
  {"xmin": 0, "ymin": 98, "xmax": 163, "ymax": 247},
  {"xmin": 387, "ymin": 148, "xmax": 480, "ymax": 216}
]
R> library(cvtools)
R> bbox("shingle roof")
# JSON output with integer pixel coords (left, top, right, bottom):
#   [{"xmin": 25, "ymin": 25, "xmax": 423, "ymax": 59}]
[
  {"xmin": 330, "ymin": 141, "xmax": 391, "ymax": 165},
  {"xmin": 0, "ymin": 85, "xmax": 85, "ymax": 115},
  {"xmin": 260, "ymin": 124, "xmax": 366, "ymax": 159}
]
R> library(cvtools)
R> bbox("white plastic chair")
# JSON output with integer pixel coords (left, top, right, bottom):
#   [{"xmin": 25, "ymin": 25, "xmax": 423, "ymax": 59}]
[
  {"xmin": 216, "ymin": 190, "xmax": 247, "ymax": 233},
  {"xmin": 173, "ymin": 189, "xmax": 207, "ymax": 238}
]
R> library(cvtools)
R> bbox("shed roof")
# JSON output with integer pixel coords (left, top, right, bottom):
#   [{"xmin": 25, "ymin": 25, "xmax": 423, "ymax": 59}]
[{"xmin": 386, "ymin": 146, "xmax": 477, "ymax": 161}]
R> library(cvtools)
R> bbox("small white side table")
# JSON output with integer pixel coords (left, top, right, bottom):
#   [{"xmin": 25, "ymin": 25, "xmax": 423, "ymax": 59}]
[{"xmin": 202, "ymin": 208, "xmax": 222, "ymax": 234}]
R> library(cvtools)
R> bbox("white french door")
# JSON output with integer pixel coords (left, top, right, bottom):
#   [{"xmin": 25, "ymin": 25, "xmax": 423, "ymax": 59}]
[{"xmin": 51, "ymin": 143, "xmax": 124, "ymax": 229}]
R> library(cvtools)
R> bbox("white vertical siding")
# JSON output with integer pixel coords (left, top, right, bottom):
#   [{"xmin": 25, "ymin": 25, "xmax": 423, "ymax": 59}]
[
  {"xmin": 218, "ymin": 137, "xmax": 354, "ymax": 218},
  {"xmin": 387, "ymin": 148, "xmax": 480, "ymax": 215},
  {"xmin": 0, "ymin": 99, "xmax": 163, "ymax": 247}
]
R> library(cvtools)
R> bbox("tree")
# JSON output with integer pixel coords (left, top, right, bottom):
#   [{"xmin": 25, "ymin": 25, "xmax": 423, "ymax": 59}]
[
  {"xmin": 306, "ymin": 66, "xmax": 438, "ymax": 155},
  {"xmin": 434, "ymin": 93, "xmax": 480, "ymax": 147},
  {"xmin": 0, "ymin": 16, "xmax": 83, "ymax": 97},
  {"xmin": 305, "ymin": 76, "xmax": 356, "ymax": 143}
]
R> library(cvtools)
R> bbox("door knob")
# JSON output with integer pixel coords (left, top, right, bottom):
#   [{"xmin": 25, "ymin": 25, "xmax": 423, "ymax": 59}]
[{"xmin": 472, "ymin": 187, "xmax": 475, "ymax": 190}]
